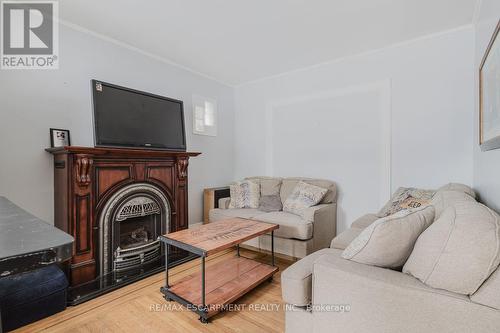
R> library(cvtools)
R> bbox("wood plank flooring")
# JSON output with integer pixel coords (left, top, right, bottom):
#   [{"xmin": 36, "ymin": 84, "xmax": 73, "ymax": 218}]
[{"xmin": 14, "ymin": 249, "xmax": 291, "ymax": 333}]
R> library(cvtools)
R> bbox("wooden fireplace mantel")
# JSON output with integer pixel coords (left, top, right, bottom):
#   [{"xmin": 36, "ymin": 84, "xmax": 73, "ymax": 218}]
[
  {"xmin": 46, "ymin": 146, "xmax": 201, "ymax": 158},
  {"xmin": 47, "ymin": 146, "xmax": 200, "ymax": 287}
]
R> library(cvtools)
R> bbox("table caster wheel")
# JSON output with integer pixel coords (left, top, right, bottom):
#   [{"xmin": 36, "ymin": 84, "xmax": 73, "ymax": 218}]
[{"xmin": 199, "ymin": 316, "xmax": 209, "ymax": 324}]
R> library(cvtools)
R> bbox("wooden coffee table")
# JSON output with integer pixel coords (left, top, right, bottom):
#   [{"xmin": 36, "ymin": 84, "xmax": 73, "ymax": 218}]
[{"xmin": 159, "ymin": 218, "xmax": 279, "ymax": 323}]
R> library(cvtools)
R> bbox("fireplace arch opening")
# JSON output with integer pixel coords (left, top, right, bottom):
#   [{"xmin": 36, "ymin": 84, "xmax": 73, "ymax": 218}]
[{"xmin": 98, "ymin": 183, "xmax": 170, "ymax": 276}]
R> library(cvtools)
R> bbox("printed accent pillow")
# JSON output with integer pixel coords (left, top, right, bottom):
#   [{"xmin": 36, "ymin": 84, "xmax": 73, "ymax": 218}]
[
  {"xmin": 283, "ymin": 181, "xmax": 327, "ymax": 217},
  {"xmin": 229, "ymin": 181, "xmax": 260, "ymax": 209},
  {"xmin": 342, "ymin": 206, "xmax": 435, "ymax": 268},
  {"xmin": 378, "ymin": 187, "xmax": 435, "ymax": 217}
]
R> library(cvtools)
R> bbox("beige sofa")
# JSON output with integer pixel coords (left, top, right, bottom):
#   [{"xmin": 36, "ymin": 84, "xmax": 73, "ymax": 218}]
[
  {"xmin": 209, "ymin": 177, "xmax": 337, "ymax": 259},
  {"xmin": 281, "ymin": 185, "xmax": 500, "ymax": 333}
]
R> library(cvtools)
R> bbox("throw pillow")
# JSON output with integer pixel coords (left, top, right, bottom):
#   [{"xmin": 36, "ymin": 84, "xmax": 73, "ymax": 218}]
[
  {"xmin": 378, "ymin": 187, "xmax": 435, "ymax": 217},
  {"xmin": 228, "ymin": 180, "xmax": 260, "ymax": 209},
  {"xmin": 258, "ymin": 195, "xmax": 283, "ymax": 212},
  {"xmin": 283, "ymin": 181, "xmax": 327, "ymax": 217},
  {"xmin": 437, "ymin": 183, "xmax": 476, "ymax": 199},
  {"xmin": 258, "ymin": 179, "xmax": 283, "ymax": 212},
  {"xmin": 431, "ymin": 190, "xmax": 477, "ymax": 219},
  {"xmin": 342, "ymin": 206, "xmax": 435, "ymax": 268},
  {"xmin": 403, "ymin": 202, "xmax": 500, "ymax": 295}
]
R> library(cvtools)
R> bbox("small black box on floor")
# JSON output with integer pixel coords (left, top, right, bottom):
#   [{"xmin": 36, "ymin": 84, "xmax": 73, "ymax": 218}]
[{"xmin": 0, "ymin": 265, "xmax": 68, "ymax": 332}]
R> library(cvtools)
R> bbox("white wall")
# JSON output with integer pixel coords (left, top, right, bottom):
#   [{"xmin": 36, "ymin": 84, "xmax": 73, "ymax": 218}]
[
  {"xmin": 0, "ymin": 20, "xmax": 479, "ymax": 233},
  {"xmin": 473, "ymin": 0, "xmax": 500, "ymax": 212},
  {"xmin": 0, "ymin": 24, "xmax": 235, "ymax": 224},
  {"xmin": 234, "ymin": 27, "xmax": 475, "ymax": 232}
]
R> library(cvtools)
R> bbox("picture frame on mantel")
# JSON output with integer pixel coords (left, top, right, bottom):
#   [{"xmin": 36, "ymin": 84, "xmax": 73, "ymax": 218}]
[
  {"xmin": 479, "ymin": 20, "xmax": 500, "ymax": 151},
  {"xmin": 50, "ymin": 128, "xmax": 71, "ymax": 148}
]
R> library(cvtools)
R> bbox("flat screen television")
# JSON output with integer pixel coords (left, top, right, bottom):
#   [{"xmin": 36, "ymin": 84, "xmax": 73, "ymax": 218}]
[{"xmin": 92, "ymin": 80, "xmax": 186, "ymax": 151}]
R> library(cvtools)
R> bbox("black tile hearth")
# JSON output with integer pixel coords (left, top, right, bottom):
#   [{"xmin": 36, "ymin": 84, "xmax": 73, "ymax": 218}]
[{"xmin": 67, "ymin": 252, "xmax": 196, "ymax": 305}]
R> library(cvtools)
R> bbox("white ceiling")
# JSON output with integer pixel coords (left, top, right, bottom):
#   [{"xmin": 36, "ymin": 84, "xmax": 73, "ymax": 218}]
[{"xmin": 60, "ymin": 0, "xmax": 478, "ymax": 86}]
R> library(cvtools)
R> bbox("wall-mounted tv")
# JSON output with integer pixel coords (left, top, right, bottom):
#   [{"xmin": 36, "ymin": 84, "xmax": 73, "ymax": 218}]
[{"xmin": 92, "ymin": 80, "xmax": 186, "ymax": 151}]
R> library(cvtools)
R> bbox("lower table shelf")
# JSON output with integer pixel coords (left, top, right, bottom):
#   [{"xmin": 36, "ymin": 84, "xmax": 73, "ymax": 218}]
[{"xmin": 165, "ymin": 256, "xmax": 278, "ymax": 318}]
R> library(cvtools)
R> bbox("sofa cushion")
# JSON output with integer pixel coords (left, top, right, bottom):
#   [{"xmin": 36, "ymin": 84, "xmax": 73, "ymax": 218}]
[
  {"xmin": 209, "ymin": 208, "xmax": 266, "ymax": 222},
  {"xmin": 330, "ymin": 227, "xmax": 363, "ymax": 250},
  {"xmin": 280, "ymin": 178, "xmax": 336, "ymax": 204},
  {"xmin": 437, "ymin": 183, "xmax": 476, "ymax": 199},
  {"xmin": 258, "ymin": 195, "xmax": 282, "ymax": 212},
  {"xmin": 431, "ymin": 190, "xmax": 476, "ymax": 218},
  {"xmin": 378, "ymin": 187, "xmax": 435, "ymax": 217},
  {"xmin": 342, "ymin": 206, "xmax": 435, "ymax": 268},
  {"xmin": 312, "ymin": 249, "xmax": 470, "ymax": 306},
  {"xmin": 403, "ymin": 202, "xmax": 500, "ymax": 295},
  {"xmin": 471, "ymin": 267, "xmax": 500, "ymax": 310},
  {"xmin": 351, "ymin": 213, "xmax": 379, "ymax": 229},
  {"xmin": 253, "ymin": 211, "xmax": 312, "ymax": 240},
  {"xmin": 229, "ymin": 180, "xmax": 260, "ymax": 209},
  {"xmin": 314, "ymin": 250, "xmax": 469, "ymax": 301},
  {"xmin": 283, "ymin": 181, "xmax": 327, "ymax": 217},
  {"xmin": 281, "ymin": 248, "xmax": 342, "ymax": 306}
]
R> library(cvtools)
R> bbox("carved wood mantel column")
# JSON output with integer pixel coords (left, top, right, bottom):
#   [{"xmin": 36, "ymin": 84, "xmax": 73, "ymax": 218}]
[
  {"xmin": 75, "ymin": 154, "xmax": 93, "ymax": 187},
  {"xmin": 176, "ymin": 157, "xmax": 189, "ymax": 180}
]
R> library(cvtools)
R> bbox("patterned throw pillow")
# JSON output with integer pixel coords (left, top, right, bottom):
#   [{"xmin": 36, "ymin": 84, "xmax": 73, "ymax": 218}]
[
  {"xmin": 283, "ymin": 181, "xmax": 327, "ymax": 217},
  {"xmin": 378, "ymin": 187, "xmax": 435, "ymax": 217},
  {"xmin": 229, "ymin": 181, "xmax": 260, "ymax": 209}
]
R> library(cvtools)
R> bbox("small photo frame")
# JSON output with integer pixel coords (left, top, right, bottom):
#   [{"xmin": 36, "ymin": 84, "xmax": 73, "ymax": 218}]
[{"xmin": 50, "ymin": 128, "xmax": 71, "ymax": 148}]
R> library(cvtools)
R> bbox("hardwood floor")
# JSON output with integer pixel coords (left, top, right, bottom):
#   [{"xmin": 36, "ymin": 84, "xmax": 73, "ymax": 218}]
[{"xmin": 15, "ymin": 249, "xmax": 291, "ymax": 333}]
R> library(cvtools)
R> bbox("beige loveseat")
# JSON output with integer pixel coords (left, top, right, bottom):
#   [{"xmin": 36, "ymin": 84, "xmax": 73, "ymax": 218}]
[
  {"xmin": 209, "ymin": 177, "xmax": 337, "ymax": 259},
  {"xmin": 281, "ymin": 184, "xmax": 500, "ymax": 333}
]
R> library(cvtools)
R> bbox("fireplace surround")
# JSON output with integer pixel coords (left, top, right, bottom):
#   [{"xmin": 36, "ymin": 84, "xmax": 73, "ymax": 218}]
[{"xmin": 47, "ymin": 146, "xmax": 200, "ymax": 304}]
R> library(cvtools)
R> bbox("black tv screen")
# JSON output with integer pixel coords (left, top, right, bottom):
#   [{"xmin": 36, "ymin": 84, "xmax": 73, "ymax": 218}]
[{"xmin": 92, "ymin": 80, "xmax": 186, "ymax": 151}]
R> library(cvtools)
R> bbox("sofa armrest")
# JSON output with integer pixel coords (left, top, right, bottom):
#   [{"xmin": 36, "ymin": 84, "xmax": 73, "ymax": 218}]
[
  {"xmin": 301, "ymin": 204, "xmax": 332, "ymax": 222},
  {"xmin": 330, "ymin": 227, "xmax": 363, "ymax": 250},
  {"xmin": 281, "ymin": 248, "xmax": 339, "ymax": 306},
  {"xmin": 218, "ymin": 197, "xmax": 231, "ymax": 209},
  {"xmin": 311, "ymin": 254, "xmax": 500, "ymax": 333},
  {"xmin": 301, "ymin": 204, "xmax": 336, "ymax": 252}
]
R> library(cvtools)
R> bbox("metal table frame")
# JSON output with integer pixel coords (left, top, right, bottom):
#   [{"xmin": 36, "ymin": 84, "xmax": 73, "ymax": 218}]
[{"xmin": 159, "ymin": 230, "xmax": 275, "ymax": 323}]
